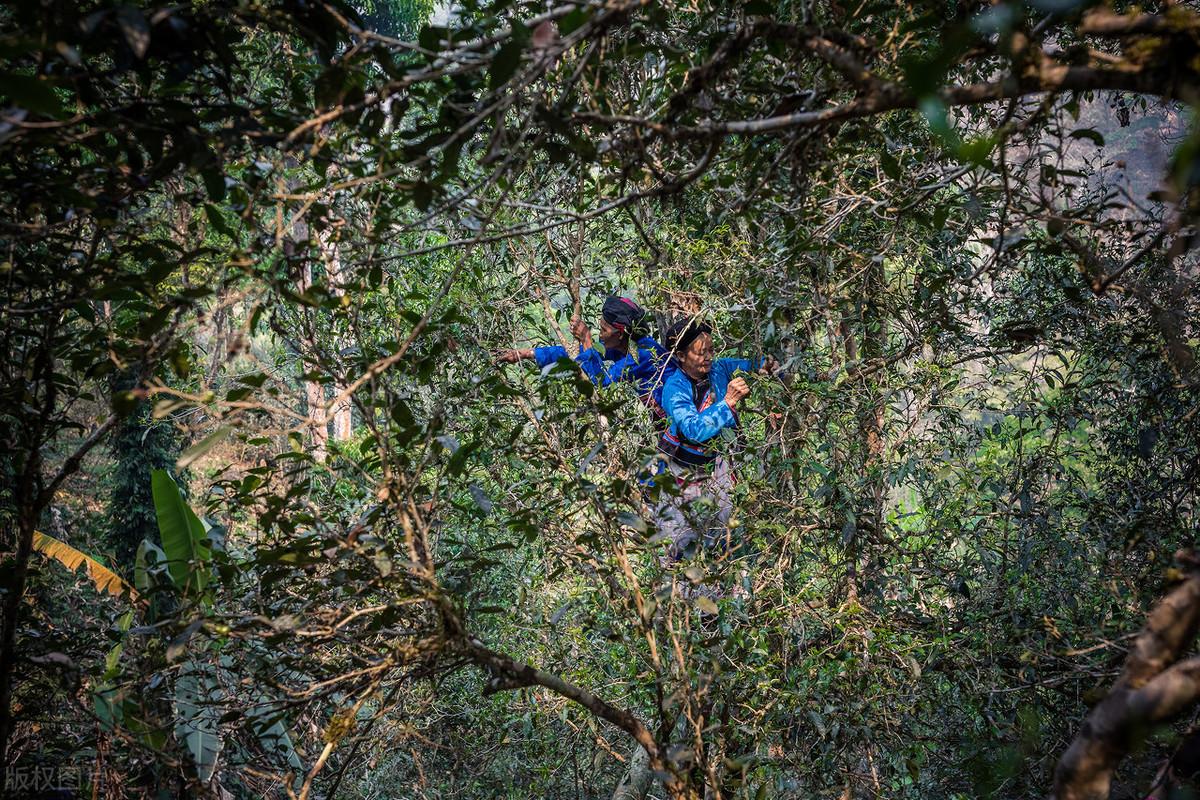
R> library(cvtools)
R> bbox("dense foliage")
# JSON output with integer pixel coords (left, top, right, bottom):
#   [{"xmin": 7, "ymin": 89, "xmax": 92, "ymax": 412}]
[{"xmin": 1, "ymin": 0, "xmax": 1197, "ymax": 798}]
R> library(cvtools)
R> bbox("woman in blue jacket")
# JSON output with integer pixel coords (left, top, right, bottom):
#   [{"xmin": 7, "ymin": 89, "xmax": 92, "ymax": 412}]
[
  {"xmin": 654, "ymin": 317, "xmax": 771, "ymax": 563},
  {"xmin": 496, "ymin": 296, "xmax": 675, "ymax": 422}
]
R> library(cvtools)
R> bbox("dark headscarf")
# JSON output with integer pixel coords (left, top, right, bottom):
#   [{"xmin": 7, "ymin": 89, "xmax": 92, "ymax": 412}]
[
  {"xmin": 602, "ymin": 295, "xmax": 647, "ymax": 336},
  {"xmin": 665, "ymin": 317, "xmax": 711, "ymax": 357}
]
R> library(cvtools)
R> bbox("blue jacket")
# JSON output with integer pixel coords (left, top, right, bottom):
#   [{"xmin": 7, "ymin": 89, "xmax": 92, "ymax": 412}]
[
  {"xmin": 661, "ymin": 357, "xmax": 759, "ymax": 446},
  {"xmin": 535, "ymin": 336, "xmax": 674, "ymax": 413}
]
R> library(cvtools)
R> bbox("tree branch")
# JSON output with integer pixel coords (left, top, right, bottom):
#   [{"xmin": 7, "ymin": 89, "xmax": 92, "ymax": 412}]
[
  {"xmin": 462, "ymin": 637, "xmax": 680, "ymax": 792},
  {"xmin": 1054, "ymin": 554, "xmax": 1200, "ymax": 800},
  {"xmin": 1079, "ymin": 9, "xmax": 1200, "ymax": 37},
  {"xmin": 37, "ymin": 415, "xmax": 119, "ymax": 506}
]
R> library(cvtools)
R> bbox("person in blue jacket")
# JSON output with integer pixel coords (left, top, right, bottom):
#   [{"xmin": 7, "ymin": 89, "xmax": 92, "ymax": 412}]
[
  {"xmin": 654, "ymin": 316, "xmax": 774, "ymax": 564},
  {"xmin": 495, "ymin": 296, "xmax": 674, "ymax": 422}
]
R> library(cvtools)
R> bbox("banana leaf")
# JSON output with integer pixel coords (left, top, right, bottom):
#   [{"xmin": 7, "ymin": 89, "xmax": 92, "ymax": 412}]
[
  {"xmin": 32, "ymin": 530, "xmax": 137, "ymax": 600},
  {"xmin": 151, "ymin": 469, "xmax": 211, "ymax": 596},
  {"xmin": 176, "ymin": 659, "xmax": 223, "ymax": 784}
]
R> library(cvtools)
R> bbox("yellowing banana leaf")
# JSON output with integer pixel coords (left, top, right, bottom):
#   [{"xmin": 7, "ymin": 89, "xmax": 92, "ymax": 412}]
[{"xmin": 33, "ymin": 531, "xmax": 137, "ymax": 601}]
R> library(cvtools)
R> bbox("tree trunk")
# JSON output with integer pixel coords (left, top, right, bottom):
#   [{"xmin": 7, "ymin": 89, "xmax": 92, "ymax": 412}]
[
  {"xmin": 297, "ymin": 259, "xmax": 329, "ymax": 462},
  {"xmin": 1054, "ymin": 557, "xmax": 1200, "ymax": 800},
  {"xmin": 318, "ymin": 226, "xmax": 353, "ymax": 442},
  {"xmin": 0, "ymin": 341, "xmax": 49, "ymax": 771},
  {"xmin": 858, "ymin": 256, "xmax": 889, "ymax": 544},
  {"xmin": 0, "ymin": 491, "xmax": 39, "ymax": 770},
  {"xmin": 612, "ymin": 744, "xmax": 654, "ymax": 800},
  {"xmin": 306, "ymin": 380, "xmax": 329, "ymax": 463}
]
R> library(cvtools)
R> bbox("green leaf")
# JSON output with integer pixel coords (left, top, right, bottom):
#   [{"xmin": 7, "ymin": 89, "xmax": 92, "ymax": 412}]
[
  {"xmin": 617, "ymin": 511, "xmax": 647, "ymax": 533},
  {"xmin": 418, "ymin": 25, "xmax": 448, "ymax": 52},
  {"xmin": 918, "ymin": 96, "xmax": 958, "ymax": 147},
  {"xmin": 151, "ymin": 470, "xmax": 211, "ymax": 595},
  {"xmin": 94, "ymin": 609, "xmax": 135, "ymax": 730},
  {"xmin": 116, "ymin": 5, "xmax": 151, "ymax": 59},
  {"xmin": 176, "ymin": 426, "xmax": 233, "ymax": 470},
  {"xmin": 122, "ymin": 694, "xmax": 168, "ymax": 750},
  {"xmin": 932, "ymin": 204, "xmax": 950, "ymax": 230},
  {"xmin": 175, "ymin": 659, "xmax": 223, "ymax": 783},
  {"xmin": 135, "ymin": 539, "xmax": 168, "ymax": 593},
  {"xmin": 880, "ymin": 151, "xmax": 901, "ymax": 180},
  {"xmin": 446, "ymin": 441, "xmax": 478, "ymax": 476},
  {"xmin": 313, "ymin": 65, "xmax": 348, "ymax": 108},
  {"xmin": 112, "ymin": 389, "xmax": 140, "ymax": 417},
  {"xmin": 247, "ymin": 694, "xmax": 303, "ymax": 773},
  {"xmin": 490, "ymin": 40, "xmax": 524, "ymax": 89},
  {"xmin": 204, "ymin": 203, "xmax": 234, "ymax": 238},
  {"xmin": 558, "ymin": 8, "xmax": 591, "ymax": 34},
  {"xmin": 1069, "ymin": 128, "xmax": 1105, "ymax": 147},
  {"xmin": 104, "ymin": 610, "xmax": 135, "ymax": 681},
  {"xmin": 412, "ymin": 181, "xmax": 433, "ymax": 211},
  {"xmin": 958, "ymin": 135, "xmax": 996, "ymax": 166},
  {"xmin": 168, "ymin": 343, "xmax": 192, "ymax": 379},
  {"xmin": 95, "ymin": 686, "xmax": 123, "ymax": 730},
  {"xmin": 201, "ymin": 167, "xmax": 226, "ymax": 202}
]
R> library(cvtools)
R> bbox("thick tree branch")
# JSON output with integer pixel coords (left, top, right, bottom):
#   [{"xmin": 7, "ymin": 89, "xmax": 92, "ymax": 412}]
[
  {"xmin": 589, "ymin": 7, "xmax": 1199, "ymax": 143},
  {"xmin": 1080, "ymin": 9, "xmax": 1200, "ymax": 37},
  {"xmin": 425, "ymin": 584, "xmax": 678, "ymax": 794},
  {"xmin": 646, "ymin": 60, "xmax": 1179, "ymax": 139},
  {"xmin": 665, "ymin": 20, "xmax": 876, "ymax": 123},
  {"xmin": 1054, "ymin": 555, "xmax": 1200, "ymax": 800}
]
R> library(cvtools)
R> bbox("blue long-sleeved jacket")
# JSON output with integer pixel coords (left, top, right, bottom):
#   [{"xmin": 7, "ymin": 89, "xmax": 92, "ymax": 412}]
[
  {"xmin": 533, "ymin": 344, "xmax": 580, "ymax": 369},
  {"xmin": 661, "ymin": 357, "xmax": 758, "ymax": 445},
  {"xmin": 534, "ymin": 336, "xmax": 674, "ymax": 412}
]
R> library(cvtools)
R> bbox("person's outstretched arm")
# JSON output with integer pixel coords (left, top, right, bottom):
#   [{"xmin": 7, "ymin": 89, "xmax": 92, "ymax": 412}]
[
  {"xmin": 494, "ymin": 347, "xmax": 535, "ymax": 364},
  {"xmin": 532, "ymin": 344, "xmax": 570, "ymax": 367}
]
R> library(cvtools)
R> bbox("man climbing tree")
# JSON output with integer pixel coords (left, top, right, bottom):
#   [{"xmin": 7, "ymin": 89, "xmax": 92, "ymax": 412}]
[{"xmin": 496, "ymin": 295, "xmax": 674, "ymax": 421}]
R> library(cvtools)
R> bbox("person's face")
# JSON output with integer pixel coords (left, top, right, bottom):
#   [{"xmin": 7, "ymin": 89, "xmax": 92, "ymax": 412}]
[
  {"xmin": 679, "ymin": 333, "xmax": 713, "ymax": 378},
  {"xmin": 599, "ymin": 319, "xmax": 628, "ymax": 353}
]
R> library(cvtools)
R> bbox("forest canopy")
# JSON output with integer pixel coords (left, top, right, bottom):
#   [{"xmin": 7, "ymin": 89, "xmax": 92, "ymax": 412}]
[{"xmin": 1, "ymin": 0, "xmax": 1198, "ymax": 798}]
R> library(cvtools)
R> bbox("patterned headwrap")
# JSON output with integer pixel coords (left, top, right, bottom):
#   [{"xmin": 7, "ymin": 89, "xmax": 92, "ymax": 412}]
[{"xmin": 601, "ymin": 295, "xmax": 647, "ymax": 336}]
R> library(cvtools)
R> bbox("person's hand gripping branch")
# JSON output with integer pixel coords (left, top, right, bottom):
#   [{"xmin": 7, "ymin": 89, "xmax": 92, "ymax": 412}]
[
  {"xmin": 569, "ymin": 315, "xmax": 593, "ymax": 351},
  {"xmin": 493, "ymin": 347, "xmax": 534, "ymax": 364},
  {"xmin": 724, "ymin": 376, "xmax": 751, "ymax": 410}
]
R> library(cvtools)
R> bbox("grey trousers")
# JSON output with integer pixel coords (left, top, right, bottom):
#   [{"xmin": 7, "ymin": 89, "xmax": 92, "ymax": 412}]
[{"xmin": 653, "ymin": 457, "xmax": 735, "ymax": 564}]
